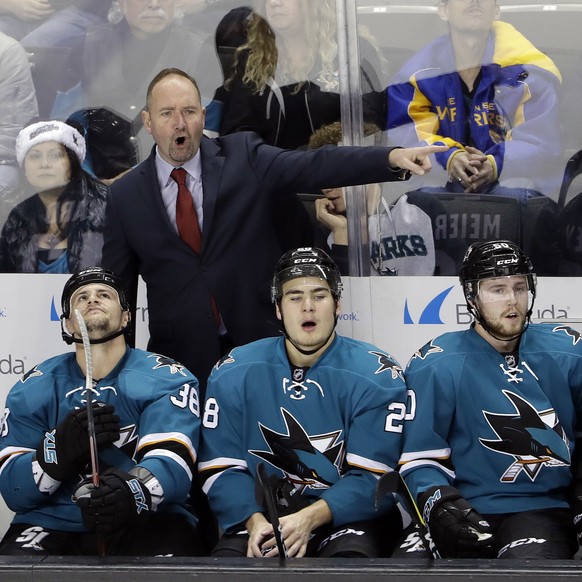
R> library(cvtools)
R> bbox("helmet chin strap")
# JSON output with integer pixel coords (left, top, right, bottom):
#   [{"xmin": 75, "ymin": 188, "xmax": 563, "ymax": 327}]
[{"xmin": 60, "ymin": 318, "xmax": 129, "ymax": 345}]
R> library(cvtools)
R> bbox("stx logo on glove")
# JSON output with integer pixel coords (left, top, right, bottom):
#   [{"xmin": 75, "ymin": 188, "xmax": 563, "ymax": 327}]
[
  {"xmin": 42, "ymin": 430, "xmax": 57, "ymax": 464},
  {"xmin": 422, "ymin": 488, "xmax": 441, "ymax": 524},
  {"xmin": 128, "ymin": 478, "xmax": 149, "ymax": 514}
]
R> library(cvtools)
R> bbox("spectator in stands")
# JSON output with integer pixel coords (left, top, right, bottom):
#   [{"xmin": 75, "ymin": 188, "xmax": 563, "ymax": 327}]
[
  {"xmin": 0, "ymin": 267, "xmax": 202, "ymax": 556},
  {"xmin": 387, "ymin": 0, "xmax": 563, "ymax": 200},
  {"xmin": 0, "ymin": 0, "xmax": 56, "ymax": 39},
  {"xmin": 14, "ymin": 2, "xmax": 110, "ymax": 118},
  {"xmin": 398, "ymin": 240, "xmax": 581, "ymax": 559},
  {"xmin": 202, "ymin": 5, "xmax": 253, "ymax": 136},
  {"xmin": 52, "ymin": 0, "xmax": 221, "ymax": 179},
  {"xmin": 310, "ymin": 122, "xmax": 436, "ymax": 276},
  {"xmin": 200, "ymin": 248, "xmax": 406, "ymax": 558},
  {"xmin": 0, "ymin": 1, "xmax": 108, "ymax": 49},
  {"xmin": 176, "ymin": 0, "xmax": 246, "ymax": 34},
  {"xmin": 219, "ymin": 0, "xmax": 386, "ymax": 251},
  {"xmin": 0, "ymin": 31, "xmax": 38, "ymax": 225},
  {"xmin": 0, "ymin": 120, "xmax": 108, "ymax": 273},
  {"xmin": 220, "ymin": 0, "xmax": 386, "ymax": 148},
  {"xmin": 101, "ymin": 67, "xmax": 445, "ymax": 391}
]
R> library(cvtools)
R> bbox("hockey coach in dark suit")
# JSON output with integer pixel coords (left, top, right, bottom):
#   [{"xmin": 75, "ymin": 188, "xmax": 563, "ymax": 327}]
[{"xmin": 102, "ymin": 67, "xmax": 446, "ymax": 388}]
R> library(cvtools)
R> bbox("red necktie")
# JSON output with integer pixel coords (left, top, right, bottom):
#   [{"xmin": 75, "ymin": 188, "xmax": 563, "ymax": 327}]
[
  {"xmin": 171, "ymin": 167, "xmax": 221, "ymax": 327},
  {"xmin": 171, "ymin": 167, "xmax": 202, "ymax": 253}
]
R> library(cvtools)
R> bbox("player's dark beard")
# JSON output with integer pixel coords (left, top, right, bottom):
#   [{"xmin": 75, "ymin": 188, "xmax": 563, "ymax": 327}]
[
  {"xmin": 85, "ymin": 315, "xmax": 121, "ymax": 339},
  {"xmin": 481, "ymin": 309, "xmax": 527, "ymax": 342}
]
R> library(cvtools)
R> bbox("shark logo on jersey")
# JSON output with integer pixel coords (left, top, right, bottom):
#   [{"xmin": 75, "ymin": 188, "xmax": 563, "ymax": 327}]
[
  {"xmin": 282, "ymin": 376, "xmax": 324, "ymax": 400},
  {"xmin": 553, "ymin": 325, "xmax": 582, "ymax": 345},
  {"xmin": 20, "ymin": 366, "xmax": 43, "ymax": 383},
  {"xmin": 480, "ymin": 390, "xmax": 570, "ymax": 483},
  {"xmin": 250, "ymin": 408, "xmax": 344, "ymax": 492},
  {"xmin": 411, "ymin": 340, "xmax": 443, "ymax": 361},
  {"xmin": 84, "ymin": 423, "xmax": 139, "ymax": 467},
  {"xmin": 213, "ymin": 351, "xmax": 235, "ymax": 371},
  {"xmin": 115, "ymin": 424, "xmax": 139, "ymax": 460},
  {"xmin": 148, "ymin": 354, "xmax": 188, "ymax": 376},
  {"xmin": 369, "ymin": 351, "xmax": 403, "ymax": 379}
]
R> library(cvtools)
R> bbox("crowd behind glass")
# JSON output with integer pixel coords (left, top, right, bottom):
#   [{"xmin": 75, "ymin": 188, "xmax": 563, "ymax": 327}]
[{"xmin": 0, "ymin": 0, "xmax": 581, "ymax": 276}]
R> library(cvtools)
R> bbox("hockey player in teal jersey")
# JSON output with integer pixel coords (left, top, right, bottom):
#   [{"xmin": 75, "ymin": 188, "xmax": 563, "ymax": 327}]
[
  {"xmin": 398, "ymin": 240, "xmax": 582, "ymax": 559},
  {"xmin": 0, "ymin": 267, "xmax": 202, "ymax": 556},
  {"xmin": 199, "ymin": 248, "xmax": 408, "ymax": 558}
]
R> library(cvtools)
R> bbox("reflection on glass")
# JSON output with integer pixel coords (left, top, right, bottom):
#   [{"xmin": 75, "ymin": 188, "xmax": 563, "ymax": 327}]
[
  {"xmin": 387, "ymin": 0, "xmax": 562, "ymax": 201},
  {"xmin": 0, "ymin": 1, "xmax": 579, "ymax": 276},
  {"xmin": 309, "ymin": 121, "xmax": 437, "ymax": 276},
  {"xmin": 49, "ymin": 0, "xmax": 221, "ymax": 181},
  {"xmin": 220, "ymin": 0, "xmax": 386, "ymax": 148}
]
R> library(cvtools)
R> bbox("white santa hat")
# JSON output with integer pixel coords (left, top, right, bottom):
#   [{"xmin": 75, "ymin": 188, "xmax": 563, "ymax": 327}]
[{"xmin": 16, "ymin": 120, "xmax": 86, "ymax": 167}]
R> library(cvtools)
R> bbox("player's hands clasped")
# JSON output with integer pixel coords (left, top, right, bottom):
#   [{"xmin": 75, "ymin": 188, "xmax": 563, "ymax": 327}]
[
  {"xmin": 74, "ymin": 468, "xmax": 153, "ymax": 533},
  {"xmin": 35, "ymin": 402, "xmax": 120, "ymax": 481},
  {"xmin": 419, "ymin": 485, "xmax": 495, "ymax": 558}
]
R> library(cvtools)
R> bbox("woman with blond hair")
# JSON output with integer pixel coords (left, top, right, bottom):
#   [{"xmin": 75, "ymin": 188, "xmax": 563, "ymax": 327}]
[{"xmin": 220, "ymin": 0, "xmax": 385, "ymax": 149}]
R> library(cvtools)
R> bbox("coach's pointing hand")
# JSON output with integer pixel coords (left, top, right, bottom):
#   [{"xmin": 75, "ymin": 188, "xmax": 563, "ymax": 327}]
[{"xmin": 389, "ymin": 144, "xmax": 448, "ymax": 176}]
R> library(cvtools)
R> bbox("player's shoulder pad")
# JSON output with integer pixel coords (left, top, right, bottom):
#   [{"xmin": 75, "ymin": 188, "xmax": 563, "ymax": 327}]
[
  {"xmin": 546, "ymin": 323, "xmax": 582, "ymax": 350},
  {"xmin": 406, "ymin": 336, "xmax": 450, "ymax": 370},
  {"xmin": 329, "ymin": 336, "xmax": 405, "ymax": 381},
  {"xmin": 18, "ymin": 352, "xmax": 71, "ymax": 385},
  {"xmin": 140, "ymin": 351, "xmax": 197, "ymax": 381}
]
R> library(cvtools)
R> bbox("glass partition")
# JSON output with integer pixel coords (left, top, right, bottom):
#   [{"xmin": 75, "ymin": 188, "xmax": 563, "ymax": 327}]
[
  {"xmin": 0, "ymin": 0, "xmax": 579, "ymax": 276},
  {"xmin": 353, "ymin": 0, "xmax": 582, "ymax": 276}
]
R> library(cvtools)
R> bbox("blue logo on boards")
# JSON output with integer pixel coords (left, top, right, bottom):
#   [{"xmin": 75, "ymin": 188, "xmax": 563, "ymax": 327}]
[
  {"xmin": 50, "ymin": 296, "xmax": 59, "ymax": 321},
  {"xmin": 404, "ymin": 286, "xmax": 454, "ymax": 325}
]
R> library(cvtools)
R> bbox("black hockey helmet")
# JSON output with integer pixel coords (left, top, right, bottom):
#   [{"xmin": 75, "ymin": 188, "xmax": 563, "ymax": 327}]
[
  {"xmin": 61, "ymin": 266, "xmax": 130, "ymax": 319},
  {"xmin": 459, "ymin": 240, "xmax": 536, "ymax": 303},
  {"xmin": 271, "ymin": 247, "xmax": 343, "ymax": 303}
]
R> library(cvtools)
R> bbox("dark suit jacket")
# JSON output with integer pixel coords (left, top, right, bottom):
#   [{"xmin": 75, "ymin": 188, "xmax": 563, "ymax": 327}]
[{"xmin": 102, "ymin": 131, "xmax": 404, "ymax": 386}]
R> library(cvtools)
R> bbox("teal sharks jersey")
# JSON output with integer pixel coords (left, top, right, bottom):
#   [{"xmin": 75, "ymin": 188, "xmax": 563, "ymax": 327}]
[
  {"xmin": 0, "ymin": 347, "xmax": 200, "ymax": 531},
  {"xmin": 400, "ymin": 324, "xmax": 582, "ymax": 515},
  {"xmin": 199, "ymin": 335, "xmax": 408, "ymax": 533}
]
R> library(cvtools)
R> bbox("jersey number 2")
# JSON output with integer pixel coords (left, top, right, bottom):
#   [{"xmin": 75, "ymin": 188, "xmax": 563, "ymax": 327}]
[{"xmin": 385, "ymin": 389, "xmax": 416, "ymax": 433}]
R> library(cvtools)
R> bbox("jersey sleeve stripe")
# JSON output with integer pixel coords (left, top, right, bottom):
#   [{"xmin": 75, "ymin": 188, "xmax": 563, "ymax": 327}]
[
  {"xmin": 137, "ymin": 432, "xmax": 197, "ymax": 464},
  {"xmin": 202, "ymin": 471, "xmax": 221, "ymax": 495},
  {"xmin": 400, "ymin": 458, "xmax": 456, "ymax": 480},
  {"xmin": 0, "ymin": 448, "xmax": 32, "ymax": 475},
  {"xmin": 346, "ymin": 453, "xmax": 391, "ymax": 474},
  {"xmin": 399, "ymin": 448, "xmax": 451, "ymax": 463},
  {"xmin": 198, "ymin": 457, "xmax": 248, "ymax": 473},
  {"xmin": 141, "ymin": 449, "xmax": 193, "ymax": 481},
  {"xmin": 199, "ymin": 458, "xmax": 249, "ymax": 494}
]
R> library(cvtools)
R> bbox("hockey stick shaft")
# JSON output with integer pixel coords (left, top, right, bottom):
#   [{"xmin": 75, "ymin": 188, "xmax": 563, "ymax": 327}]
[
  {"xmin": 74, "ymin": 310, "xmax": 106, "ymax": 556},
  {"xmin": 75, "ymin": 310, "xmax": 100, "ymax": 487},
  {"xmin": 255, "ymin": 463, "xmax": 287, "ymax": 561},
  {"xmin": 376, "ymin": 470, "xmax": 440, "ymax": 559}
]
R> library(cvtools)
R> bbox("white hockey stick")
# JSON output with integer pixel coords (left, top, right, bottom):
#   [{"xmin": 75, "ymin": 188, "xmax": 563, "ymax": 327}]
[
  {"xmin": 74, "ymin": 310, "xmax": 106, "ymax": 556},
  {"xmin": 75, "ymin": 309, "xmax": 100, "ymax": 488}
]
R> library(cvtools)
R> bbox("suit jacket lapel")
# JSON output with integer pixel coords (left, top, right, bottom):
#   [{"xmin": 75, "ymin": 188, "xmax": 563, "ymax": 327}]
[{"xmin": 199, "ymin": 137, "xmax": 225, "ymax": 244}]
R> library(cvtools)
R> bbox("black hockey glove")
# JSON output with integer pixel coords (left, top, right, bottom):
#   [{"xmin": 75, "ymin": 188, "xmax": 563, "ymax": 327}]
[
  {"xmin": 35, "ymin": 403, "xmax": 120, "ymax": 482},
  {"xmin": 419, "ymin": 486, "xmax": 495, "ymax": 558},
  {"xmin": 74, "ymin": 468, "xmax": 153, "ymax": 533},
  {"xmin": 572, "ymin": 498, "xmax": 582, "ymax": 545},
  {"xmin": 570, "ymin": 464, "xmax": 582, "ymax": 545}
]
